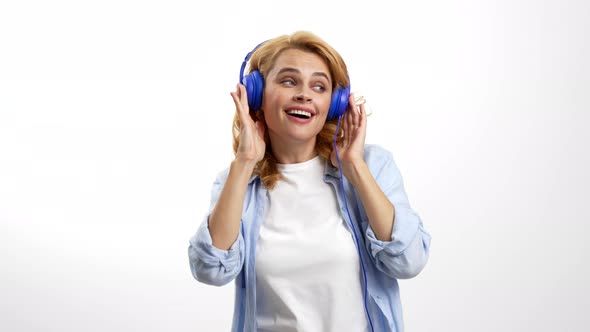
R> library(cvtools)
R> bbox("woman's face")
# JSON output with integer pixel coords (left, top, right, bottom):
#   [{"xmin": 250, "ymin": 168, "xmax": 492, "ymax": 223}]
[{"xmin": 261, "ymin": 48, "xmax": 333, "ymax": 151}]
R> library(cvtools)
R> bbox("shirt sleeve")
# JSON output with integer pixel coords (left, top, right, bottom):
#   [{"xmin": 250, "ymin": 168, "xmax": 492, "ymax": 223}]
[
  {"xmin": 187, "ymin": 169, "xmax": 245, "ymax": 286},
  {"xmin": 363, "ymin": 145, "xmax": 432, "ymax": 279}
]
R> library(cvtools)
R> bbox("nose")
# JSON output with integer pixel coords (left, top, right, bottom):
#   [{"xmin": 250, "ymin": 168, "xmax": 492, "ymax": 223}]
[{"xmin": 293, "ymin": 89, "xmax": 312, "ymax": 103}]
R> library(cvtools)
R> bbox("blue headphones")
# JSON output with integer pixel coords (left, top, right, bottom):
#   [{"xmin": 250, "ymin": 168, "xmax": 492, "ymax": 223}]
[{"xmin": 239, "ymin": 41, "xmax": 350, "ymax": 120}]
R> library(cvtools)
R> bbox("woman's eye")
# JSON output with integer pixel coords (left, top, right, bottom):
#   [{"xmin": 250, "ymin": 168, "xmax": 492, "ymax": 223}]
[
  {"xmin": 281, "ymin": 79, "xmax": 295, "ymax": 86},
  {"xmin": 313, "ymin": 85, "xmax": 326, "ymax": 92}
]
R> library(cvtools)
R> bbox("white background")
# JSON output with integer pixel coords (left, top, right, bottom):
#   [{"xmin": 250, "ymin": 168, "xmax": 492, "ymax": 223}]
[{"xmin": 1, "ymin": 0, "xmax": 589, "ymax": 331}]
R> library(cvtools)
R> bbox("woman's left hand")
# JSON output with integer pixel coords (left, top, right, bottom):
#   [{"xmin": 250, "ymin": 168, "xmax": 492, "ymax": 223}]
[{"xmin": 330, "ymin": 93, "xmax": 367, "ymax": 176}]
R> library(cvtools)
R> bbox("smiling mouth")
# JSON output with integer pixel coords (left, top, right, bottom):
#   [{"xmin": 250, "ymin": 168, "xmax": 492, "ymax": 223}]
[{"xmin": 286, "ymin": 109, "xmax": 312, "ymax": 119}]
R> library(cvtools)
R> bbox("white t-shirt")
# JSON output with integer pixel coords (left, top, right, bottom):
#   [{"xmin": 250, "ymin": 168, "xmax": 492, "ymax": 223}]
[{"xmin": 255, "ymin": 156, "xmax": 369, "ymax": 332}]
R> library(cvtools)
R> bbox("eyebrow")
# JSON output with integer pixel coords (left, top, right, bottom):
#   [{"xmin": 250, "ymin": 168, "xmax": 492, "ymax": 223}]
[{"xmin": 276, "ymin": 67, "xmax": 331, "ymax": 82}]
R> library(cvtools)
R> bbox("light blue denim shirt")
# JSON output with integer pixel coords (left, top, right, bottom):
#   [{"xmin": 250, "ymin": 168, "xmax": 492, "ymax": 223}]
[{"xmin": 188, "ymin": 144, "xmax": 431, "ymax": 332}]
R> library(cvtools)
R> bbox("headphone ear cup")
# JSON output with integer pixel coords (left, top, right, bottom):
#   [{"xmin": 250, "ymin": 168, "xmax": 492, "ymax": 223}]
[
  {"xmin": 242, "ymin": 70, "xmax": 264, "ymax": 111},
  {"xmin": 327, "ymin": 85, "xmax": 350, "ymax": 120}
]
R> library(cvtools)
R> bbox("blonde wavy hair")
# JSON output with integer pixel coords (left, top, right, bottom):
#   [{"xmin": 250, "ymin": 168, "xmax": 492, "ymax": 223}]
[{"xmin": 232, "ymin": 31, "xmax": 350, "ymax": 190}]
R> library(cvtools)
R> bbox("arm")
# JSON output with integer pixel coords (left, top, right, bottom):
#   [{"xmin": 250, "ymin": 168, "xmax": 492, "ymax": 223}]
[
  {"xmin": 209, "ymin": 83, "xmax": 266, "ymax": 250},
  {"xmin": 208, "ymin": 159, "xmax": 256, "ymax": 250},
  {"xmin": 332, "ymin": 94, "xmax": 394, "ymax": 241},
  {"xmin": 343, "ymin": 159, "xmax": 394, "ymax": 241},
  {"xmin": 361, "ymin": 147, "xmax": 431, "ymax": 279},
  {"xmin": 187, "ymin": 84, "xmax": 265, "ymax": 285},
  {"xmin": 333, "ymin": 95, "xmax": 430, "ymax": 279},
  {"xmin": 188, "ymin": 170, "xmax": 246, "ymax": 286}
]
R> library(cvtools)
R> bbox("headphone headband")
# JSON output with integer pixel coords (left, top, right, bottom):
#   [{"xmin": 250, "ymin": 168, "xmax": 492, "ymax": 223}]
[{"xmin": 239, "ymin": 40, "xmax": 268, "ymax": 83}]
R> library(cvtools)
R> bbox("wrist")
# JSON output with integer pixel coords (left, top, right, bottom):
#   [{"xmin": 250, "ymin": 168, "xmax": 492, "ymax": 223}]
[
  {"xmin": 342, "ymin": 159, "xmax": 368, "ymax": 186},
  {"xmin": 231, "ymin": 157, "xmax": 257, "ymax": 175}
]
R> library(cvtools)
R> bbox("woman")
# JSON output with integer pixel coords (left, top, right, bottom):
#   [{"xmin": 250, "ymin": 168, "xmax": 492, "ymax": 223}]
[{"xmin": 188, "ymin": 30, "xmax": 431, "ymax": 332}]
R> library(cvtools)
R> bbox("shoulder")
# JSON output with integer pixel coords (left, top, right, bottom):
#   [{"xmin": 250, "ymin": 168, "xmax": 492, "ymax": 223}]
[
  {"xmin": 363, "ymin": 144, "xmax": 395, "ymax": 166},
  {"xmin": 362, "ymin": 144, "xmax": 405, "ymax": 189},
  {"xmin": 212, "ymin": 167, "xmax": 230, "ymax": 186},
  {"xmin": 212, "ymin": 166, "xmax": 259, "ymax": 186}
]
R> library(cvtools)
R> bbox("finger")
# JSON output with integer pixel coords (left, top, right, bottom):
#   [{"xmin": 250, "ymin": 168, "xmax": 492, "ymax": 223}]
[
  {"xmin": 338, "ymin": 111, "xmax": 349, "ymax": 148},
  {"xmin": 346, "ymin": 102, "xmax": 355, "ymax": 146},
  {"xmin": 231, "ymin": 83, "xmax": 243, "ymax": 106},
  {"xmin": 354, "ymin": 95, "xmax": 366, "ymax": 108},
  {"xmin": 232, "ymin": 84, "xmax": 251, "ymax": 126},
  {"xmin": 238, "ymin": 84, "xmax": 250, "ymax": 110},
  {"xmin": 353, "ymin": 102, "xmax": 368, "ymax": 146},
  {"xmin": 352, "ymin": 94, "xmax": 364, "ymax": 126},
  {"xmin": 230, "ymin": 91, "xmax": 242, "ymax": 114},
  {"xmin": 347, "ymin": 92, "xmax": 357, "ymax": 113},
  {"xmin": 230, "ymin": 85, "xmax": 240, "ymax": 106},
  {"xmin": 230, "ymin": 91, "xmax": 245, "ymax": 121},
  {"xmin": 348, "ymin": 94, "xmax": 359, "ymax": 127},
  {"xmin": 358, "ymin": 102, "xmax": 367, "ymax": 129},
  {"xmin": 255, "ymin": 120, "xmax": 266, "ymax": 140}
]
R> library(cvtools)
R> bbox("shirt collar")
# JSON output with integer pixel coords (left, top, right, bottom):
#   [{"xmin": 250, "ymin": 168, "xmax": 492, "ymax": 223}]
[{"xmin": 247, "ymin": 156, "xmax": 341, "ymax": 185}]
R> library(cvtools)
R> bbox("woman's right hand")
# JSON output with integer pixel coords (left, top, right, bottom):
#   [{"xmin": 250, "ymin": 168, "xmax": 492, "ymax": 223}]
[{"xmin": 230, "ymin": 83, "xmax": 266, "ymax": 165}]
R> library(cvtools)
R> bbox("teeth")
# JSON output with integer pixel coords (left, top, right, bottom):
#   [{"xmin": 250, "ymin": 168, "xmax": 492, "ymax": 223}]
[{"xmin": 286, "ymin": 109, "xmax": 312, "ymax": 118}]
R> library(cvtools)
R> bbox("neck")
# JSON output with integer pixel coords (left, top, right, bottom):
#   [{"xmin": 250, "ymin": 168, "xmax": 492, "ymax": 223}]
[{"xmin": 270, "ymin": 137, "xmax": 318, "ymax": 164}]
